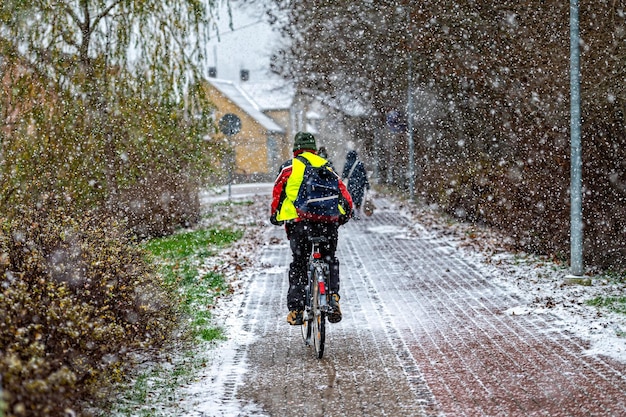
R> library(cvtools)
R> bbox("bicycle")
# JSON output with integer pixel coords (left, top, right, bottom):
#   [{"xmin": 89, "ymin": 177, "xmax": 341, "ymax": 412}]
[{"xmin": 300, "ymin": 235, "xmax": 332, "ymax": 359}]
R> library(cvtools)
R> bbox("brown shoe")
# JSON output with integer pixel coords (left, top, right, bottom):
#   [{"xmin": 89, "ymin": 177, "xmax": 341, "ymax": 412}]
[
  {"xmin": 287, "ymin": 310, "xmax": 303, "ymax": 325},
  {"xmin": 328, "ymin": 294, "xmax": 342, "ymax": 323}
]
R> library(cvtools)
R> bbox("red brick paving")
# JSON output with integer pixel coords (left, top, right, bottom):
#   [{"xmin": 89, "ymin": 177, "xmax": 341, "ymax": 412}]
[
  {"xmin": 210, "ymin": 198, "xmax": 626, "ymax": 417},
  {"xmin": 343, "ymin": 209, "xmax": 626, "ymax": 416}
]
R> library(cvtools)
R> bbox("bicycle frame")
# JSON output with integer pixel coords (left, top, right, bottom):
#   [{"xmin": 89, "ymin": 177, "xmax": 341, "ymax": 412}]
[{"xmin": 301, "ymin": 235, "xmax": 332, "ymax": 359}]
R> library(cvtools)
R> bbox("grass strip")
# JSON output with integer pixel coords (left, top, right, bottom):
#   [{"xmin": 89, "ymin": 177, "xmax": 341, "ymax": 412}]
[
  {"xmin": 108, "ymin": 226, "xmax": 243, "ymax": 416},
  {"xmin": 586, "ymin": 296, "xmax": 626, "ymax": 316},
  {"xmin": 144, "ymin": 227, "xmax": 242, "ymax": 341}
]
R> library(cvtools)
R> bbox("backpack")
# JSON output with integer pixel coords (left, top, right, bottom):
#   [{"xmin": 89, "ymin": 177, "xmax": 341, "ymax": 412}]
[{"xmin": 293, "ymin": 155, "xmax": 340, "ymax": 222}]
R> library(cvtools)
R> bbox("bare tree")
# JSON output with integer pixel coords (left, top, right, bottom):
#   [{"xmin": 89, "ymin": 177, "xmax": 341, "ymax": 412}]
[{"xmin": 261, "ymin": 0, "xmax": 626, "ymax": 269}]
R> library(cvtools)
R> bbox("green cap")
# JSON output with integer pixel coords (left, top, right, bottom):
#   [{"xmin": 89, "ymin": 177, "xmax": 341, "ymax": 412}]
[{"xmin": 293, "ymin": 131, "xmax": 317, "ymax": 152}]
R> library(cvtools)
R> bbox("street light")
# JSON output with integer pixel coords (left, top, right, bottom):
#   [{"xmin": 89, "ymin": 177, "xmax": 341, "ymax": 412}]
[
  {"xmin": 405, "ymin": 5, "xmax": 415, "ymax": 200},
  {"xmin": 219, "ymin": 113, "xmax": 242, "ymax": 200},
  {"xmin": 569, "ymin": 0, "xmax": 584, "ymax": 277},
  {"xmin": 407, "ymin": 58, "xmax": 415, "ymax": 200}
]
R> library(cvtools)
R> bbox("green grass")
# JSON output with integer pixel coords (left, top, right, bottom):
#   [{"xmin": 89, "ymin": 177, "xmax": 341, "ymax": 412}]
[
  {"xmin": 113, "ymin": 351, "xmax": 203, "ymax": 417},
  {"xmin": 586, "ymin": 296, "xmax": 626, "ymax": 316},
  {"xmin": 143, "ymin": 228, "xmax": 242, "ymax": 259},
  {"xmin": 199, "ymin": 327, "xmax": 226, "ymax": 342},
  {"xmin": 601, "ymin": 270, "xmax": 626, "ymax": 284},
  {"xmin": 143, "ymin": 227, "xmax": 242, "ymax": 340},
  {"xmin": 107, "ymin": 226, "xmax": 242, "ymax": 416}
]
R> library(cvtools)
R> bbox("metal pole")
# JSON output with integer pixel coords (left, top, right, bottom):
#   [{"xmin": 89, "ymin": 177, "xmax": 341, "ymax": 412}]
[
  {"xmin": 228, "ymin": 137, "xmax": 233, "ymax": 200},
  {"xmin": 374, "ymin": 129, "xmax": 380, "ymax": 181},
  {"xmin": 569, "ymin": 0, "xmax": 583, "ymax": 276},
  {"xmin": 406, "ymin": 59, "xmax": 415, "ymax": 200}
]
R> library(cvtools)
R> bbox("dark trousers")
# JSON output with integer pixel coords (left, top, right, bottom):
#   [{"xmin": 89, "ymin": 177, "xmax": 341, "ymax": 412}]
[{"xmin": 285, "ymin": 221, "xmax": 340, "ymax": 311}]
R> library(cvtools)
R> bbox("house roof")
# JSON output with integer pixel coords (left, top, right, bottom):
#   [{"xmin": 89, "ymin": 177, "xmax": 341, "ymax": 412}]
[
  {"xmin": 207, "ymin": 78, "xmax": 285, "ymax": 133},
  {"xmin": 239, "ymin": 80, "xmax": 294, "ymax": 111}
]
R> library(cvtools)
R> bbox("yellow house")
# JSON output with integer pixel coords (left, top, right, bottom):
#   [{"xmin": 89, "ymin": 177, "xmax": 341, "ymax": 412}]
[
  {"xmin": 204, "ymin": 79, "xmax": 288, "ymax": 180},
  {"xmin": 238, "ymin": 80, "xmax": 296, "ymax": 144}
]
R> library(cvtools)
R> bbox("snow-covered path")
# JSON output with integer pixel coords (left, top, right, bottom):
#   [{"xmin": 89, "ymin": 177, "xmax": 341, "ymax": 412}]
[{"xmin": 176, "ymin": 187, "xmax": 626, "ymax": 416}]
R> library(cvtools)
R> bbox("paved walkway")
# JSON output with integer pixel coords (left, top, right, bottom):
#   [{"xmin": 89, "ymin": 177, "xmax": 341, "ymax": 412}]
[
  {"xmin": 348, "ymin": 205, "xmax": 626, "ymax": 416},
  {"xmin": 191, "ymin": 195, "xmax": 626, "ymax": 416}
]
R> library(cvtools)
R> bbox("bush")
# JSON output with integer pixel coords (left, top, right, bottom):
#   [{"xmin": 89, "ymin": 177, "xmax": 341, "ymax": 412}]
[
  {"xmin": 112, "ymin": 171, "xmax": 201, "ymax": 239},
  {"xmin": 0, "ymin": 203, "xmax": 178, "ymax": 416}
]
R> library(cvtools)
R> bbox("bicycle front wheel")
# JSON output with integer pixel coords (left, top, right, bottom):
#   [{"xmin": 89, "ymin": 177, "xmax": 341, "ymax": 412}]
[
  {"xmin": 301, "ymin": 276, "xmax": 313, "ymax": 345},
  {"xmin": 301, "ymin": 309, "xmax": 313, "ymax": 346},
  {"xmin": 312, "ymin": 277, "xmax": 326, "ymax": 359}
]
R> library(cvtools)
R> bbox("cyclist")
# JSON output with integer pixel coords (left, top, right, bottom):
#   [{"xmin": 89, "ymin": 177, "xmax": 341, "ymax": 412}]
[{"xmin": 270, "ymin": 132, "xmax": 353, "ymax": 325}]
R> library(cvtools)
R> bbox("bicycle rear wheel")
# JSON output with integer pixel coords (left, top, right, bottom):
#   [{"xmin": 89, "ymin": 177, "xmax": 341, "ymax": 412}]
[{"xmin": 312, "ymin": 277, "xmax": 325, "ymax": 359}]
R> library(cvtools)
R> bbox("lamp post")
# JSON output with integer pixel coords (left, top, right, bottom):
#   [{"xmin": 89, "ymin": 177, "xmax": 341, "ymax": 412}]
[
  {"xmin": 569, "ymin": 0, "xmax": 584, "ymax": 277},
  {"xmin": 407, "ymin": 58, "xmax": 415, "ymax": 200},
  {"xmin": 219, "ymin": 113, "xmax": 242, "ymax": 200}
]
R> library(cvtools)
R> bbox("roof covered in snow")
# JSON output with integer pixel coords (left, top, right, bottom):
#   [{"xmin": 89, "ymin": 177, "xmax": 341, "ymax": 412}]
[
  {"xmin": 238, "ymin": 80, "xmax": 295, "ymax": 111},
  {"xmin": 207, "ymin": 79, "xmax": 285, "ymax": 133}
]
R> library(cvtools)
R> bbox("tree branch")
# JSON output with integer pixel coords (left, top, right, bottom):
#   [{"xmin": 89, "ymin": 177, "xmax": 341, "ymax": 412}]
[{"xmin": 91, "ymin": 0, "xmax": 125, "ymax": 38}]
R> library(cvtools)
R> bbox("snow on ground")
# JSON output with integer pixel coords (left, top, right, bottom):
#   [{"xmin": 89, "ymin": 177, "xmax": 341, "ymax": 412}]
[
  {"xmin": 380, "ymin": 194, "xmax": 626, "ymax": 363},
  {"xmin": 174, "ymin": 268, "xmax": 268, "ymax": 417},
  {"xmin": 203, "ymin": 184, "xmax": 626, "ymax": 364},
  {"xmin": 199, "ymin": 183, "xmax": 274, "ymax": 205},
  {"xmin": 135, "ymin": 184, "xmax": 626, "ymax": 416}
]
